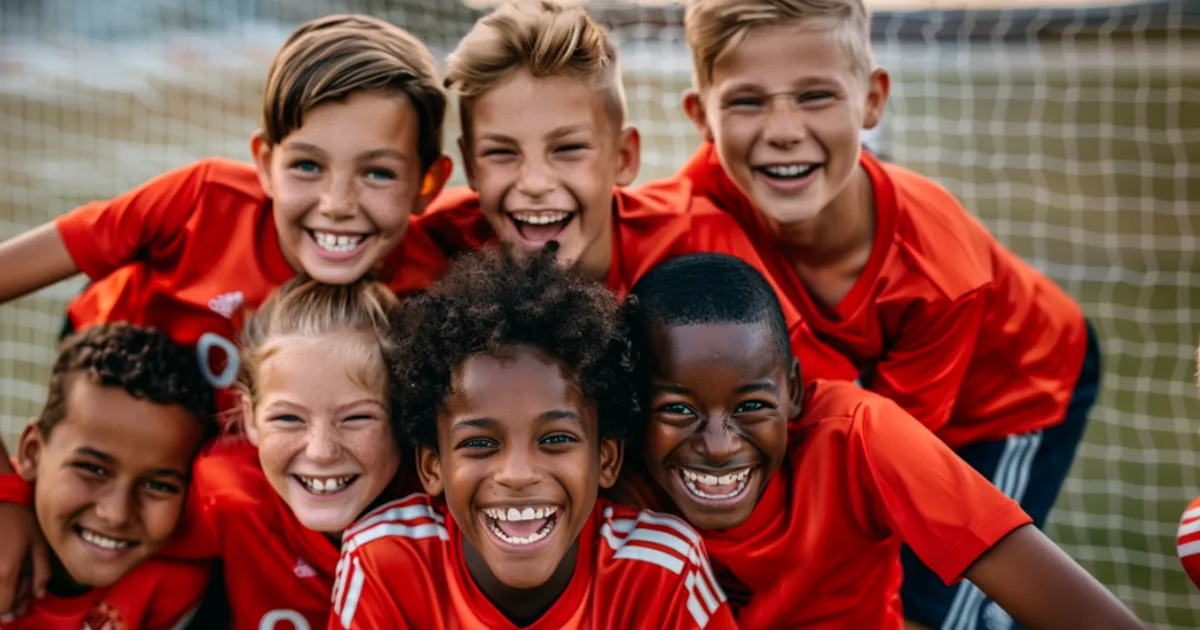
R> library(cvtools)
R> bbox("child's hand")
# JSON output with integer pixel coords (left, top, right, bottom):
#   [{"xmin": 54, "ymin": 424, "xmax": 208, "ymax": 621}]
[{"xmin": 0, "ymin": 502, "xmax": 49, "ymax": 618}]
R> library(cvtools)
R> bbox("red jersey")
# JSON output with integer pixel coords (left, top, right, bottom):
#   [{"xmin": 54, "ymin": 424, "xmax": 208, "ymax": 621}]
[
  {"xmin": 162, "ymin": 439, "xmax": 342, "ymax": 630},
  {"xmin": 418, "ymin": 184, "xmax": 858, "ymax": 383},
  {"xmin": 329, "ymin": 494, "xmax": 736, "ymax": 630},
  {"xmin": 621, "ymin": 380, "xmax": 1032, "ymax": 629},
  {"xmin": 677, "ymin": 143, "xmax": 1088, "ymax": 447},
  {"xmin": 57, "ymin": 158, "xmax": 448, "ymax": 411},
  {"xmin": 0, "ymin": 557, "xmax": 208, "ymax": 630}
]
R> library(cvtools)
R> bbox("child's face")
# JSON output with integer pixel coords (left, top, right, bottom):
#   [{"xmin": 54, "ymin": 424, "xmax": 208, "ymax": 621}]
[
  {"xmin": 253, "ymin": 90, "xmax": 449, "ymax": 285},
  {"xmin": 462, "ymin": 69, "xmax": 639, "ymax": 273},
  {"xmin": 17, "ymin": 378, "xmax": 205, "ymax": 588},
  {"xmin": 246, "ymin": 331, "xmax": 400, "ymax": 533},
  {"xmin": 641, "ymin": 321, "xmax": 798, "ymax": 531},
  {"xmin": 419, "ymin": 346, "xmax": 622, "ymax": 591},
  {"xmin": 686, "ymin": 25, "xmax": 888, "ymax": 229}
]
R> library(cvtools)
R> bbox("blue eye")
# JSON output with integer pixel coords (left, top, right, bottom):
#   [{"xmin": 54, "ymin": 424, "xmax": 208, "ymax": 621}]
[
  {"xmin": 657, "ymin": 403, "xmax": 695, "ymax": 416},
  {"xmin": 541, "ymin": 433, "xmax": 579, "ymax": 446},
  {"xmin": 365, "ymin": 168, "xmax": 396, "ymax": 181},
  {"xmin": 458, "ymin": 437, "xmax": 498, "ymax": 450},
  {"xmin": 735, "ymin": 401, "xmax": 769, "ymax": 413},
  {"xmin": 290, "ymin": 160, "xmax": 320, "ymax": 173}
]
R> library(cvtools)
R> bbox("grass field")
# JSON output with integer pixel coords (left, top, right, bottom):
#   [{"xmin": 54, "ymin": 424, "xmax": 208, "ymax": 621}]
[{"xmin": 1, "ymin": 0, "xmax": 1198, "ymax": 626}]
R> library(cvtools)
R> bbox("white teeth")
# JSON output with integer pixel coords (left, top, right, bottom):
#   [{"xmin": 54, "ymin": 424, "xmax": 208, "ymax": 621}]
[
  {"xmin": 510, "ymin": 211, "xmax": 571, "ymax": 225},
  {"xmin": 79, "ymin": 529, "xmax": 132, "ymax": 550},
  {"xmin": 484, "ymin": 506, "xmax": 558, "ymax": 522},
  {"xmin": 761, "ymin": 164, "xmax": 817, "ymax": 179},
  {"xmin": 298, "ymin": 475, "xmax": 355, "ymax": 495},
  {"xmin": 680, "ymin": 468, "xmax": 753, "ymax": 500},
  {"xmin": 313, "ymin": 231, "xmax": 365, "ymax": 253},
  {"xmin": 483, "ymin": 507, "xmax": 559, "ymax": 546}
]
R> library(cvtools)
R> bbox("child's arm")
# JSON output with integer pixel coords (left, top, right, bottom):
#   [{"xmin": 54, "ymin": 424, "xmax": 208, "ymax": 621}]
[
  {"xmin": 327, "ymin": 553, "xmax": 412, "ymax": 630},
  {"xmin": 0, "ymin": 224, "xmax": 78, "ymax": 304},
  {"xmin": 965, "ymin": 525, "xmax": 1143, "ymax": 629},
  {"xmin": 0, "ymin": 442, "xmax": 51, "ymax": 616}
]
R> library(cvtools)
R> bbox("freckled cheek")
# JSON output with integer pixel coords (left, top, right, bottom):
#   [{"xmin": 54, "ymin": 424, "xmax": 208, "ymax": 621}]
[
  {"xmin": 343, "ymin": 425, "xmax": 401, "ymax": 473},
  {"xmin": 254, "ymin": 433, "xmax": 306, "ymax": 477}
]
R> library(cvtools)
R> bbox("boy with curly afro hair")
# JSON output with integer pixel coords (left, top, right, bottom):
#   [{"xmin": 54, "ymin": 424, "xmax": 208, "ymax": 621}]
[{"xmin": 330, "ymin": 244, "xmax": 735, "ymax": 630}]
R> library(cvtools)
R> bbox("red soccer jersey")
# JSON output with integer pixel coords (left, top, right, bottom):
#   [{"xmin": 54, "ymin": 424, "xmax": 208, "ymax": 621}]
[
  {"xmin": 161, "ymin": 438, "xmax": 343, "ymax": 630},
  {"xmin": 621, "ymin": 380, "xmax": 1032, "ymax": 629},
  {"xmin": 0, "ymin": 558, "xmax": 208, "ymax": 630},
  {"xmin": 57, "ymin": 158, "xmax": 448, "ymax": 412},
  {"xmin": 417, "ymin": 183, "xmax": 858, "ymax": 383},
  {"xmin": 677, "ymin": 143, "xmax": 1088, "ymax": 447},
  {"xmin": 329, "ymin": 494, "xmax": 736, "ymax": 630}
]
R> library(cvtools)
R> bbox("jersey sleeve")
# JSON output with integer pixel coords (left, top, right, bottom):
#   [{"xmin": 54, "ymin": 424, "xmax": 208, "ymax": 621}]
[
  {"xmin": 328, "ymin": 544, "xmax": 414, "ymax": 630},
  {"xmin": 848, "ymin": 392, "xmax": 1032, "ymax": 584},
  {"xmin": 866, "ymin": 289, "xmax": 986, "ymax": 434},
  {"xmin": 54, "ymin": 160, "xmax": 212, "ymax": 279},
  {"xmin": 140, "ymin": 561, "xmax": 211, "ymax": 630}
]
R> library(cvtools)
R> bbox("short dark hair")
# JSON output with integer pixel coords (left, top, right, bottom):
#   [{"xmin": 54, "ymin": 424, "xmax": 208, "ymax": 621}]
[
  {"xmin": 37, "ymin": 323, "xmax": 218, "ymax": 438},
  {"xmin": 626, "ymin": 253, "xmax": 792, "ymax": 364},
  {"xmin": 390, "ymin": 243, "xmax": 637, "ymax": 449}
]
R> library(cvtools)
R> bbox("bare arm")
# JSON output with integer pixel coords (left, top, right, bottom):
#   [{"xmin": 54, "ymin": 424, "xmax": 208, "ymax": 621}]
[
  {"xmin": 0, "ymin": 223, "xmax": 79, "ymax": 304},
  {"xmin": 965, "ymin": 525, "xmax": 1143, "ymax": 629}
]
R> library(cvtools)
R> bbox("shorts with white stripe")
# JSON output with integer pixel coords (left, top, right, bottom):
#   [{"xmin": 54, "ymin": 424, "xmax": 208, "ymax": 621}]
[{"xmin": 899, "ymin": 319, "xmax": 1100, "ymax": 630}]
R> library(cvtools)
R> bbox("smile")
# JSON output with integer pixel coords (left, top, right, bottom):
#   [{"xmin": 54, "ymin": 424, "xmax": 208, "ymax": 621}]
[
  {"xmin": 677, "ymin": 466, "xmax": 754, "ymax": 501},
  {"xmin": 755, "ymin": 163, "xmax": 821, "ymax": 180},
  {"xmin": 75, "ymin": 525, "xmax": 136, "ymax": 551},
  {"xmin": 481, "ymin": 505, "xmax": 560, "ymax": 546},
  {"xmin": 294, "ymin": 474, "xmax": 359, "ymax": 495},
  {"xmin": 506, "ymin": 210, "xmax": 575, "ymax": 244},
  {"xmin": 308, "ymin": 229, "xmax": 370, "ymax": 254}
]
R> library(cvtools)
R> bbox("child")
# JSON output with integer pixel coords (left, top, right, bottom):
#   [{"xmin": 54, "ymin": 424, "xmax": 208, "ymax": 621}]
[
  {"xmin": 620, "ymin": 253, "xmax": 1141, "ymax": 630},
  {"xmin": 158, "ymin": 275, "xmax": 414, "ymax": 629},
  {"xmin": 330, "ymin": 245, "xmax": 736, "ymax": 629},
  {"xmin": 670, "ymin": 1, "xmax": 1101, "ymax": 626},
  {"xmin": 415, "ymin": 0, "xmax": 853, "ymax": 380},
  {"xmin": 0, "ymin": 323, "xmax": 215, "ymax": 628}
]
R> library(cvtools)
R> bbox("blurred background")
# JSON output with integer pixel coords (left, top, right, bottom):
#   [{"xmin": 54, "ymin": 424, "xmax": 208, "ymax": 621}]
[{"xmin": 1, "ymin": 0, "xmax": 1197, "ymax": 626}]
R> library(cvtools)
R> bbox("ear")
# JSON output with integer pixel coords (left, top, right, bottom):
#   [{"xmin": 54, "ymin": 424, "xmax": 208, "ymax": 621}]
[
  {"xmin": 240, "ymin": 395, "xmax": 260, "ymax": 447},
  {"xmin": 596, "ymin": 437, "xmax": 625, "ymax": 489},
  {"xmin": 682, "ymin": 88, "xmax": 713, "ymax": 143},
  {"xmin": 787, "ymin": 356, "xmax": 803, "ymax": 421},
  {"xmin": 457, "ymin": 136, "xmax": 478, "ymax": 191},
  {"xmin": 412, "ymin": 155, "xmax": 452, "ymax": 217},
  {"xmin": 416, "ymin": 446, "xmax": 445, "ymax": 496},
  {"xmin": 17, "ymin": 421, "xmax": 45, "ymax": 483},
  {"xmin": 861, "ymin": 67, "xmax": 891, "ymax": 131},
  {"xmin": 613, "ymin": 126, "xmax": 641, "ymax": 188},
  {"xmin": 250, "ymin": 131, "xmax": 276, "ymax": 199}
]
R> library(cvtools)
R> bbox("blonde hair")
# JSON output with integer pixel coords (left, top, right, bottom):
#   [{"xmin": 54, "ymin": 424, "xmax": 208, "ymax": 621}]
[
  {"xmin": 237, "ymin": 276, "xmax": 399, "ymax": 407},
  {"xmin": 444, "ymin": 0, "xmax": 627, "ymax": 141},
  {"xmin": 261, "ymin": 14, "xmax": 447, "ymax": 172},
  {"xmin": 685, "ymin": 0, "xmax": 874, "ymax": 89}
]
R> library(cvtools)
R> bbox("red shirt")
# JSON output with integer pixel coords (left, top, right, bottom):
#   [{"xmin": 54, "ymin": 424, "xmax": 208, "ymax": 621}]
[
  {"xmin": 329, "ymin": 494, "xmax": 736, "ymax": 630},
  {"xmin": 0, "ymin": 560, "xmax": 209, "ymax": 630},
  {"xmin": 57, "ymin": 158, "xmax": 448, "ymax": 411},
  {"xmin": 418, "ymin": 184, "xmax": 858, "ymax": 383},
  {"xmin": 162, "ymin": 439, "xmax": 342, "ymax": 630},
  {"xmin": 620, "ymin": 380, "xmax": 1032, "ymax": 629},
  {"xmin": 677, "ymin": 143, "xmax": 1088, "ymax": 447}
]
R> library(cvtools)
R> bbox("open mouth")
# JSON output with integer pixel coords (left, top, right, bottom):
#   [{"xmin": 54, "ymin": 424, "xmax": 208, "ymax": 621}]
[
  {"xmin": 674, "ymin": 466, "xmax": 756, "ymax": 504},
  {"xmin": 481, "ymin": 505, "xmax": 561, "ymax": 547},
  {"xmin": 506, "ymin": 210, "xmax": 575, "ymax": 245},
  {"xmin": 307, "ymin": 229, "xmax": 372, "ymax": 258},
  {"xmin": 74, "ymin": 525, "xmax": 137, "ymax": 553},
  {"xmin": 294, "ymin": 474, "xmax": 359, "ymax": 496},
  {"xmin": 754, "ymin": 163, "xmax": 822, "ymax": 190}
]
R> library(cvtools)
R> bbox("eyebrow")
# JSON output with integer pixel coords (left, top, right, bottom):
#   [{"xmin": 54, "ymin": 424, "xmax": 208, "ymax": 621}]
[
  {"xmin": 736, "ymin": 381, "xmax": 780, "ymax": 396},
  {"xmin": 451, "ymin": 410, "xmax": 582, "ymax": 432},
  {"xmin": 74, "ymin": 447, "xmax": 189, "ymax": 482},
  {"xmin": 283, "ymin": 142, "xmax": 408, "ymax": 162},
  {"xmin": 719, "ymin": 76, "xmax": 841, "ymax": 95},
  {"xmin": 476, "ymin": 124, "xmax": 594, "ymax": 146},
  {"xmin": 652, "ymin": 383, "xmax": 693, "ymax": 395}
]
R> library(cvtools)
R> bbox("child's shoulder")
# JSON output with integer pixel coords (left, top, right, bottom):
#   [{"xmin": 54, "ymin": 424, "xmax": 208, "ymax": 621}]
[
  {"xmin": 341, "ymin": 493, "xmax": 448, "ymax": 560},
  {"xmin": 795, "ymin": 380, "xmax": 918, "ymax": 441},
  {"xmin": 190, "ymin": 436, "xmax": 276, "ymax": 505},
  {"xmin": 175, "ymin": 156, "xmax": 266, "ymax": 202},
  {"xmin": 594, "ymin": 499, "xmax": 709, "ymax": 573}
]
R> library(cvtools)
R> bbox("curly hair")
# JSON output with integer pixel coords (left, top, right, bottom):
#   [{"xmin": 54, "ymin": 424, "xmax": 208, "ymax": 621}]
[
  {"xmin": 37, "ymin": 322, "xmax": 217, "ymax": 438},
  {"xmin": 390, "ymin": 243, "xmax": 637, "ymax": 449}
]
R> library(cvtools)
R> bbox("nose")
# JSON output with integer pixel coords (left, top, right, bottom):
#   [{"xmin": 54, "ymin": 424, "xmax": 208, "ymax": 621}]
[
  {"xmin": 515, "ymin": 156, "xmax": 554, "ymax": 199},
  {"xmin": 492, "ymin": 444, "xmax": 541, "ymax": 491},
  {"xmin": 305, "ymin": 422, "xmax": 342, "ymax": 465},
  {"xmin": 694, "ymin": 415, "xmax": 743, "ymax": 466},
  {"xmin": 761, "ymin": 95, "xmax": 806, "ymax": 150},
  {"xmin": 319, "ymin": 173, "xmax": 357, "ymax": 220},
  {"xmin": 93, "ymin": 484, "xmax": 136, "ymax": 528}
]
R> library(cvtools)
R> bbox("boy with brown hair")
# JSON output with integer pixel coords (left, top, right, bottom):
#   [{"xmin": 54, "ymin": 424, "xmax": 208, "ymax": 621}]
[
  {"xmin": 670, "ymin": 1, "xmax": 1100, "ymax": 628},
  {"xmin": 0, "ymin": 12, "xmax": 453, "ymax": 612}
]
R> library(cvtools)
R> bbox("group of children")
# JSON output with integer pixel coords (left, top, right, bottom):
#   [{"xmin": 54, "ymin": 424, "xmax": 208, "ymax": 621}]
[{"xmin": 0, "ymin": 0, "xmax": 1154, "ymax": 628}]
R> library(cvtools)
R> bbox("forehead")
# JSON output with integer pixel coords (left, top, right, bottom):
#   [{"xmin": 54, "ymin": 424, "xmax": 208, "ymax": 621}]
[
  {"xmin": 710, "ymin": 24, "xmax": 857, "ymax": 93},
  {"xmin": 649, "ymin": 322, "xmax": 784, "ymax": 382},
  {"xmin": 446, "ymin": 347, "xmax": 589, "ymax": 421},
  {"xmin": 287, "ymin": 90, "xmax": 419, "ymax": 152},
  {"xmin": 469, "ymin": 69, "xmax": 612, "ymax": 137},
  {"xmin": 258, "ymin": 333, "xmax": 386, "ymax": 401},
  {"xmin": 52, "ymin": 377, "xmax": 203, "ymax": 468}
]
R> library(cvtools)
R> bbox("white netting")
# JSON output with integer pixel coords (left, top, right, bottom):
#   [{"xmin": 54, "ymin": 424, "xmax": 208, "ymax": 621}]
[{"xmin": 1, "ymin": 0, "xmax": 1197, "ymax": 626}]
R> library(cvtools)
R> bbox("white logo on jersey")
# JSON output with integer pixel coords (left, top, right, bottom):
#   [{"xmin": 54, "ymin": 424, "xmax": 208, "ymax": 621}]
[
  {"xmin": 196, "ymin": 332, "xmax": 239, "ymax": 389},
  {"xmin": 294, "ymin": 557, "xmax": 316, "ymax": 579},
  {"xmin": 208, "ymin": 291, "xmax": 245, "ymax": 319},
  {"xmin": 259, "ymin": 609, "xmax": 311, "ymax": 630}
]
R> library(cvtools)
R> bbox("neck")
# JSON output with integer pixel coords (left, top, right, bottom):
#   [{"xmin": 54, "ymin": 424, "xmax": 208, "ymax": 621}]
[
  {"xmin": 48, "ymin": 552, "xmax": 91, "ymax": 598},
  {"xmin": 463, "ymin": 537, "xmax": 579, "ymax": 626},
  {"xmin": 768, "ymin": 164, "xmax": 875, "ymax": 269}
]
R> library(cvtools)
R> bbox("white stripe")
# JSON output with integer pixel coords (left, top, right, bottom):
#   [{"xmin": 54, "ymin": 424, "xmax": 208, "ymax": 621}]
[
  {"xmin": 1009, "ymin": 432, "xmax": 1043, "ymax": 504},
  {"xmin": 342, "ymin": 521, "xmax": 449, "ymax": 554},
  {"xmin": 166, "ymin": 604, "xmax": 201, "ymax": 630},
  {"xmin": 339, "ymin": 557, "xmax": 366, "ymax": 629},
  {"xmin": 693, "ymin": 567, "xmax": 721, "ymax": 613},
  {"xmin": 345, "ymin": 502, "xmax": 444, "ymax": 539},
  {"xmin": 613, "ymin": 545, "xmax": 685, "ymax": 574},
  {"xmin": 1184, "ymin": 507, "xmax": 1200, "ymax": 521},
  {"xmin": 633, "ymin": 511, "xmax": 706, "ymax": 548},
  {"xmin": 1179, "ymin": 518, "xmax": 1200, "ymax": 539},
  {"xmin": 1179, "ymin": 540, "xmax": 1200, "ymax": 558},
  {"xmin": 331, "ymin": 555, "xmax": 348, "ymax": 615},
  {"xmin": 685, "ymin": 572, "xmax": 711, "ymax": 629},
  {"xmin": 622, "ymin": 526, "xmax": 696, "ymax": 559}
]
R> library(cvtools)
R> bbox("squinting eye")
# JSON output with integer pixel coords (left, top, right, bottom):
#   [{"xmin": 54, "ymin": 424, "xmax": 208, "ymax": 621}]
[
  {"xmin": 541, "ymin": 433, "xmax": 578, "ymax": 446},
  {"xmin": 365, "ymin": 168, "xmax": 396, "ymax": 181},
  {"xmin": 290, "ymin": 160, "xmax": 319, "ymax": 173},
  {"xmin": 735, "ymin": 401, "xmax": 768, "ymax": 413},
  {"xmin": 657, "ymin": 403, "xmax": 695, "ymax": 416},
  {"xmin": 459, "ymin": 438, "xmax": 497, "ymax": 450},
  {"xmin": 144, "ymin": 480, "xmax": 181, "ymax": 495}
]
